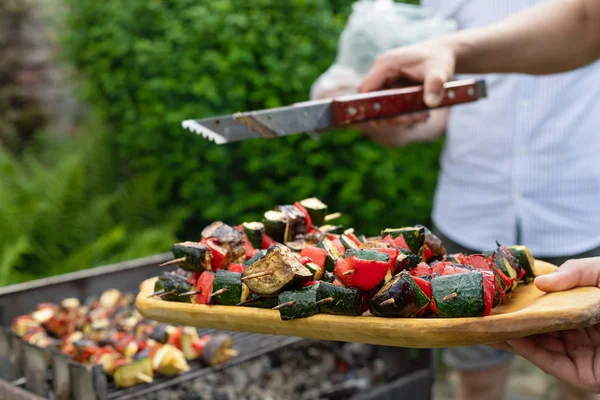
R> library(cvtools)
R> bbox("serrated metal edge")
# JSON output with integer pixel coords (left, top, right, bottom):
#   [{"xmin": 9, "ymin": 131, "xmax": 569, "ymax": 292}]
[{"xmin": 181, "ymin": 120, "xmax": 227, "ymax": 144}]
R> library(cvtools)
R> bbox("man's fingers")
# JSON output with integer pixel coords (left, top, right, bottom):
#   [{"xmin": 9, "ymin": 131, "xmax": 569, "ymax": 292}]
[
  {"xmin": 359, "ymin": 57, "xmax": 396, "ymax": 93},
  {"xmin": 506, "ymin": 337, "xmax": 577, "ymax": 383},
  {"xmin": 534, "ymin": 257, "xmax": 600, "ymax": 292},
  {"xmin": 423, "ymin": 70, "xmax": 448, "ymax": 108}
]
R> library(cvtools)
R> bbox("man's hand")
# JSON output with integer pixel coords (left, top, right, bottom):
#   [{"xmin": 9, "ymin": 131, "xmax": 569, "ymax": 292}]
[
  {"xmin": 492, "ymin": 257, "xmax": 600, "ymax": 394},
  {"xmin": 358, "ymin": 40, "xmax": 456, "ymax": 108}
]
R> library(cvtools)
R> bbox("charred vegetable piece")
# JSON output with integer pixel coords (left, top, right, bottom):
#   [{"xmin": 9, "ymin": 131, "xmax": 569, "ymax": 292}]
[
  {"xmin": 317, "ymin": 237, "xmax": 342, "ymax": 272},
  {"xmin": 304, "ymin": 262, "xmax": 325, "ymax": 281},
  {"xmin": 114, "ymin": 358, "xmax": 153, "ymax": 388},
  {"xmin": 154, "ymin": 275, "xmax": 194, "ymax": 303},
  {"xmin": 339, "ymin": 234, "xmax": 360, "ymax": 251},
  {"xmin": 493, "ymin": 242, "xmax": 524, "ymax": 282},
  {"xmin": 322, "ymin": 270, "xmax": 336, "ymax": 283},
  {"xmin": 415, "ymin": 225, "xmax": 446, "ymax": 260},
  {"xmin": 242, "ymin": 245, "xmax": 312, "ymax": 297},
  {"xmin": 299, "ymin": 197, "xmax": 328, "ymax": 227},
  {"xmin": 73, "ymin": 339, "xmax": 100, "ymax": 363},
  {"xmin": 243, "ymin": 222, "xmax": 264, "ymax": 250},
  {"xmin": 263, "ymin": 210, "xmax": 287, "ymax": 243},
  {"xmin": 212, "ymin": 270, "xmax": 246, "ymax": 306},
  {"xmin": 431, "ymin": 271, "xmax": 485, "ymax": 318},
  {"xmin": 201, "ymin": 221, "xmax": 245, "ymax": 266},
  {"xmin": 334, "ymin": 249, "xmax": 390, "ymax": 291},
  {"xmin": 381, "ymin": 227, "xmax": 425, "ymax": 254},
  {"xmin": 275, "ymin": 204, "xmax": 308, "ymax": 242},
  {"xmin": 369, "ymin": 271, "xmax": 422, "ymax": 317},
  {"xmin": 238, "ymin": 293, "xmax": 279, "ymax": 309},
  {"xmin": 285, "ymin": 240, "xmax": 305, "ymax": 252},
  {"xmin": 149, "ymin": 324, "xmax": 176, "ymax": 344},
  {"xmin": 316, "ymin": 281, "xmax": 362, "ymax": 316},
  {"xmin": 490, "ymin": 252, "xmax": 518, "ymax": 292},
  {"xmin": 202, "ymin": 334, "xmax": 237, "ymax": 366},
  {"xmin": 244, "ymin": 249, "xmax": 267, "ymax": 266},
  {"xmin": 161, "ymin": 242, "xmax": 212, "ymax": 272},
  {"xmin": 508, "ymin": 245, "xmax": 538, "ymax": 282},
  {"xmin": 150, "ymin": 344, "xmax": 190, "ymax": 376},
  {"xmin": 180, "ymin": 327, "xmax": 200, "ymax": 360},
  {"xmin": 276, "ymin": 285, "xmax": 320, "ymax": 321},
  {"xmin": 396, "ymin": 248, "xmax": 423, "ymax": 271},
  {"xmin": 12, "ymin": 315, "xmax": 40, "ymax": 336}
]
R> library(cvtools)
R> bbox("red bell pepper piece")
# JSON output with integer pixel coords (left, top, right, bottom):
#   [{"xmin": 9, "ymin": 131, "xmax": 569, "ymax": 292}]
[
  {"xmin": 187, "ymin": 272, "xmax": 200, "ymax": 286},
  {"xmin": 453, "ymin": 253, "xmax": 467, "ymax": 264},
  {"xmin": 167, "ymin": 327, "xmax": 182, "ymax": 349},
  {"xmin": 195, "ymin": 271, "xmax": 215, "ymax": 305},
  {"xmin": 334, "ymin": 253, "xmax": 390, "ymax": 291},
  {"xmin": 228, "ymin": 263, "xmax": 245, "ymax": 273},
  {"xmin": 346, "ymin": 233, "xmax": 363, "ymax": 247},
  {"xmin": 481, "ymin": 271, "xmax": 495, "ymax": 316},
  {"xmin": 300, "ymin": 247, "xmax": 327, "ymax": 269},
  {"xmin": 299, "ymin": 256, "xmax": 312, "ymax": 265},
  {"xmin": 412, "ymin": 275, "xmax": 432, "ymax": 299},
  {"xmin": 262, "ymin": 234, "xmax": 276, "ymax": 250},
  {"xmin": 463, "ymin": 254, "xmax": 492, "ymax": 271},
  {"xmin": 303, "ymin": 281, "xmax": 319, "ymax": 287},
  {"xmin": 421, "ymin": 244, "xmax": 433, "ymax": 262},
  {"xmin": 487, "ymin": 254, "xmax": 515, "ymax": 290},
  {"xmin": 375, "ymin": 248, "xmax": 399, "ymax": 274},
  {"xmin": 382, "ymin": 234, "xmax": 410, "ymax": 251},
  {"xmin": 294, "ymin": 201, "xmax": 313, "ymax": 232},
  {"xmin": 203, "ymin": 238, "xmax": 230, "ymax": 271},
  {"xmin": 409, "ymin": 262, "xmax": 432, "ymax": 279},
  {"xmin": 242, "ymin": 233, "xmax": 258, "ymax": 260},
  {"xmin": 431, "ymin": 262, "xmax": 470, "ymax": 277},
  {"xmin": 429, "ymin": 297, "xmax": 438, "ymax": 314},
  {"xmin": 331, "ymin": 237, "xmax": 346, "ymax": 255},
  {"xmin": 192, "ymin": 335, "xmax": 211, "ymax": 358}
]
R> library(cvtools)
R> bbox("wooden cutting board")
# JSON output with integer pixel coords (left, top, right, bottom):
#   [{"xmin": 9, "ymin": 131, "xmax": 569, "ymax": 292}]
[{"xmin": 135, "ymin": 260, "xmax": 600, "ymax": 348}]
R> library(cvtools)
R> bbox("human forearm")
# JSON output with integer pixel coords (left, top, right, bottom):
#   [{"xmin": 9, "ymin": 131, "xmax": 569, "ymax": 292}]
[{"xmin": 445, "ymin": 0, "xmax": 600, "ymax": 75}]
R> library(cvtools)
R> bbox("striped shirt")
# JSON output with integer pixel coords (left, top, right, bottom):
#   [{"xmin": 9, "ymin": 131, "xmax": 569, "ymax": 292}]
[{"xmin": 422, "ymin": 0, "xmax": 600, "ymax": 257}]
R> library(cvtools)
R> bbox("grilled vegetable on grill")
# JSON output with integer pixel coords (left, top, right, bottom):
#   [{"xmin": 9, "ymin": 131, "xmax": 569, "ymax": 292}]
[
  {"xmin": 201, "ymin": 334, "xmax": 238, "ymax": 366},
  {"xmin": 160, "ymin": 241, "xmax": 212, "ymax": 272},
  {"xmin": 275, "ymin": 204, "xmax": 309, "ymax": 242},
  {"xmin": 114, "ymin": 358, "xmax": 154, "ymax": 388},
  {"xmin": 263, "ymin": 210, "xmax": 288, "ymax": 243},
  {"xmin": 201, "ymin": 221, "xmax": 245, "ymax": 269},
  {"xmin": 242, "ymin": 245, "xmax": 312, "ymax": 297},
  {"xmin": 12, "ymin": 315, "xmax": 40, "ymax": 336},
  {"xmin": 153, "ymin": 273, "xmax": 194, "ymax": 302},
  {"xmin": 149, "ymin": 344, "xmax": 189, "ymax": 376}
]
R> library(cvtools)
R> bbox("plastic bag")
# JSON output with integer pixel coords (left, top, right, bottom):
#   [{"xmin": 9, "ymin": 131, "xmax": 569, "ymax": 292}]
[{"xmin": 310, "ymin": 0, "xmax": 458, "ymax": 100}]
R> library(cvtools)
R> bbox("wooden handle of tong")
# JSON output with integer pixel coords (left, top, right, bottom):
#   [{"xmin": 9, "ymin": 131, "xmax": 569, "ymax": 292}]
[{"xmin": 331, "ymin": 79, "xmax": 486, "ymax": 126}]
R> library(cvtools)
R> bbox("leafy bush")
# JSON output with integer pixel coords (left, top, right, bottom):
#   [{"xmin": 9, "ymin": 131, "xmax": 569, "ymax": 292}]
[
  {"xmin": 0, "ymin": 121, "xmax": 188, "ymax": 286},
  {"xmin": 61, "ymin": 0, "xmax": 441, "ymax": 241}
]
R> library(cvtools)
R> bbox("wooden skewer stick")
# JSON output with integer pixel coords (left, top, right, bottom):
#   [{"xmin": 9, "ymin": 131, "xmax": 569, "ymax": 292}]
[
  {"xmin": 236, "ymin": 298, "xmax": 260, "ymax": 306},
  {"xmin": 241, "ymin": 271, "xmax": 273, "ymax": 281},
  {"xmin": 209, "ymin": 288, "xmax": 228, "ymax": 298},
  {"xmin": 148, "ymin": 289, "xmax": 165, "ymax": 298},
  {"xmin": 379, "ymin": 298, "xmax": 396, "ymax": 307},
  {"xmin": 315, "ymin": 297, "xmax": 335, "ymax": 306},
  {"xmin": 342, "ymin": 269, "xmax": 356, "ymax": 276},
  {"xmin": 225, "ymin": 348, "xmax": 240, "ymax": 358},
  {"xmin": 272, "ymin": 301, "xmax": 294, "ymax": 310},
  {"xmin": 324, "ymin": 212, "xmax": 342, "ymax": 222},
  {"xmin": 159, "ymin": 257, "xmax": 186, "ymax": 267},
  {"xmin": 178, "ymin": 290, "xmax": 202, "ymax": 297},
  {"xmin": 442, "ymin": 292, "xmax": 458, "ymax": 302},
  {"xmin": 157, "ymin": 290, "xmax": 175, "ymax": 298},
  {"xmin": 136, "ymin": 373, "xmax": 153, "ymax": 384}
]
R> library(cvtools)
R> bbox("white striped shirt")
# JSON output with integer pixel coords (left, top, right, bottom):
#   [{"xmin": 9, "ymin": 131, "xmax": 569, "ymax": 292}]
[{"xmin": 422, "ymin": 0, "xmax": 600, "ymax": 256}]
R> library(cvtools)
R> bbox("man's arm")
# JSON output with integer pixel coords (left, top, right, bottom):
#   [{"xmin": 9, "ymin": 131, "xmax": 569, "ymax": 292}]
[{"xmin": 360, "ymin": 0, "xmax": 600, "ymax": 106}]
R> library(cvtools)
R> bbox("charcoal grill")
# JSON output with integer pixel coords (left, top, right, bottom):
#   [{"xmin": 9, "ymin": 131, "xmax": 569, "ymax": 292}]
[{"xmin": 0, "ymin": 253, "xmax": 435, "ymax": 400}]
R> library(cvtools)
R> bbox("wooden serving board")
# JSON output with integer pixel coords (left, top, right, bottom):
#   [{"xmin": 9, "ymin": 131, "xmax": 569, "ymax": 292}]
[{"xmin": 135, "ymin": 260, "xmax": 600, "ymax": 348}]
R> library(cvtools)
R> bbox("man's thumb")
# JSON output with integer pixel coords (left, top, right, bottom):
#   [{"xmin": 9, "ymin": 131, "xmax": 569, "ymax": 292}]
[
  {"xmin": 423, "ymin": 70, "xmax": 448, "ymax": 108},
  {"xmin": 534, "ymin": 257, "xmax": 600, "ymax": 292}
]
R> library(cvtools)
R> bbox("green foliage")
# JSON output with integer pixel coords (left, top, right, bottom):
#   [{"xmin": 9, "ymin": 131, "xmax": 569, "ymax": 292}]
[
  {"xmin": 60, "ymin": 0, "xmax": 442, "ymax": 244},
  {"xmin": 0, "ymin": 124, "xmax": 188, "ymax": 286}
]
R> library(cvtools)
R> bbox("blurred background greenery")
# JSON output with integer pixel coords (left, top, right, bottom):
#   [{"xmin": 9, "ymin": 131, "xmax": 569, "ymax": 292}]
[{"xmin": 0, "ymin": 0, "xmax": 441, "ymax": 287}]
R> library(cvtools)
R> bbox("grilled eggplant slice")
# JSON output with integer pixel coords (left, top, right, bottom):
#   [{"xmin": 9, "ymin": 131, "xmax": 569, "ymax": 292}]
[
  {"xmin": 275, "ymin": 204, "xmax": 308, "ymax": 242},
  {"xmin": 242, "ymin": 245, "xmax": 312, "ymax": 297},
  {"xmin": 263, "ymin": 210, "xmax": 287, "ymax": 243},
  {"xmin": 202, "ymin": 334, "xmax": 236, "ymax": 366},
  {"xmin": 369, "ymin": 271, "xmax": 423, "ymax": 318},
  {"xmin": 415, "ymin": 224, "xmax": 446, "ymax": 260}
]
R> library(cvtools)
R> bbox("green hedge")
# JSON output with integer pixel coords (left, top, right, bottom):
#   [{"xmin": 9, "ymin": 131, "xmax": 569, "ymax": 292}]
[{"xmin": 62, "ymin": 0, "xmax": 441, "ymax": 239}]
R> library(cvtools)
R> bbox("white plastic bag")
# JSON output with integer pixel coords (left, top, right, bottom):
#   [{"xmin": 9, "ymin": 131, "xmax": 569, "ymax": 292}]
[{"xmin": 310, "ymin": 0, "xmax": 457, "ymax": 100}]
